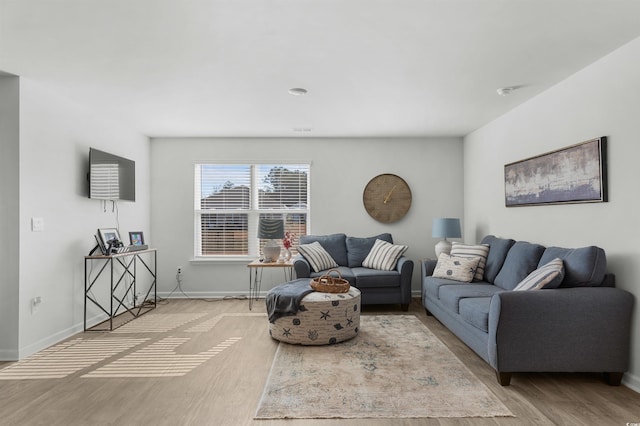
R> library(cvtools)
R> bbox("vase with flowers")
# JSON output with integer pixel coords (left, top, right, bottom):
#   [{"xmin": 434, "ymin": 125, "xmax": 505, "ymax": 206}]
[{"xmin": 282, "ymin": 231, "xmax": 296, "ymax": 261}]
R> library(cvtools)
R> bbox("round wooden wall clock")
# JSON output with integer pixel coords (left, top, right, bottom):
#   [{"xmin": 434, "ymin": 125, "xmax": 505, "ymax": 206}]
[{"xmin": 363, "ymin": 173, "xmax": 412, "ymax": 223}]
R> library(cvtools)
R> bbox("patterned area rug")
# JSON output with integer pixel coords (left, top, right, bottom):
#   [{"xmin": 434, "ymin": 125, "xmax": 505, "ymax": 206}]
[{"xmin": 255, "ymin": 315, "xmax": 514, "ymax": 419}]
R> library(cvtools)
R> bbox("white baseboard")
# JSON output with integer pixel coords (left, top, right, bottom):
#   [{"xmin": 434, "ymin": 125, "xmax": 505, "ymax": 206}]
[
  {"xmin": 7, "ymin": 312, "xmax": 124, "ymax": 361},
  {"xmin": 18, "ymin": 322, "xmax": 84, "ymax": 360},
  {"xmin": 158, "ymin": 291, "xmax": 251, "ymax": 300},
  {"xmin": 623, "ymin": 372, "xmax": 640, "ymax": 394}
]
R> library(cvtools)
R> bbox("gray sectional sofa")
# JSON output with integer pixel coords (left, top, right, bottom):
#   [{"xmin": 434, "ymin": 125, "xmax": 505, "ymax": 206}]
[
  {"xmin": 293, "ymin": 233, "xmax": 413, "ymax": 310},
  {"xmin": 422, "ymin": 235, "xmax": 634, "ymax": 386}
]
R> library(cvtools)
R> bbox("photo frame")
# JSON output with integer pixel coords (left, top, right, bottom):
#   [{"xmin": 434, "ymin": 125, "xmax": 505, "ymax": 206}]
[
  {"xmin": 97, "ymin": 228, "xmax": 121, "ymax": 246},
  {"xmin": 504, "ymin": 137, "xmax": 608, "ymax": 207},
  {"xmin": 129, "ymin": 231, "xmax": 145, "ymax": 246}
]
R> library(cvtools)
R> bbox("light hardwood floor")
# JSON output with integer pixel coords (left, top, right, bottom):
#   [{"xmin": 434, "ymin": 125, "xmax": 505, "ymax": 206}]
[{"xmin": 1, "ymin": 298, "xmax": 639, "ymax": 426}]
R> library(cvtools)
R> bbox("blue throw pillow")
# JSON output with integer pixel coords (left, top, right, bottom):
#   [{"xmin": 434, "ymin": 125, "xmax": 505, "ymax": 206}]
[
  {"xmin": 493, "ymin": 241, "xmax": 545, "ymax": 290},
  {"xmin": 299, "ymin": 233, "xmax": 348, "ymax": 266},
  {"xmin": 345, "ymin": 233, "xmax": 393, "ymax": 267},
  {"xmin": 480, "ymin": 235, "xmax": 515, "ymax": 283},
  {"xmin": 538, "ymin": 246, "xmax": 606, "ymax": 287}
]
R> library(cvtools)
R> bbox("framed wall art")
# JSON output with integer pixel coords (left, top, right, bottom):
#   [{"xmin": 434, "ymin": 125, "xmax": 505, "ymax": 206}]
[{"xmin": 504, "ymin": 137, "xmax": 607, "ymax": 207}]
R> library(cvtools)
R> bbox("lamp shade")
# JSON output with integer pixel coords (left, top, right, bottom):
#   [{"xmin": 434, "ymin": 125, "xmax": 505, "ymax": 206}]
[
  {"xmin": 432, "ymin": 218, "xmax": 461, "ymax": 239},
  {"xmin": 257, "ymin": 218, "xmax": 285, "ymax": 240}
]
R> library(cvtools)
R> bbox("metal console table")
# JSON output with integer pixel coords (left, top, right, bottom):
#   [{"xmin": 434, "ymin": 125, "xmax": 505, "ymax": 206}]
[{"xmin": 84, "ymin": 248, "xmax": 157, "ymax": 331}]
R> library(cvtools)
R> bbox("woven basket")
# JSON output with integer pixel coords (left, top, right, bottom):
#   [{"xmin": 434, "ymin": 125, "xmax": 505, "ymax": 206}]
[{"xmin": 310, "ymin": 269, "xmax": 350, "ymax": 293}]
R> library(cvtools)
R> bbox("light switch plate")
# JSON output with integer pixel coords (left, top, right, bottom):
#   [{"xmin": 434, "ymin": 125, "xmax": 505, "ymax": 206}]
[{"xmin": 31, "ymin": 217, "xmax": 44, "ymax": 232}]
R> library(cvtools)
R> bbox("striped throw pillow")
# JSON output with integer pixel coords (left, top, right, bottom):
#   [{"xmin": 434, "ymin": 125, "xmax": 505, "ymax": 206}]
[
  {"xmin": 362, "ymin": 239, "xmax": 408, "ymax": 271},
  {"xmin": 450, "ymin": 242, "xmax": 490, "ymax": 281},
  {"xmin": 513, "ymin": 258, "xmax": 565, "ymax": 291},
  {"xmin": 297, "ymin": 241, "xmax": 339, "ymax": 273},
  {"xmin": 432, "ymin": 254, "xmax": 480, "ymax": 283}
]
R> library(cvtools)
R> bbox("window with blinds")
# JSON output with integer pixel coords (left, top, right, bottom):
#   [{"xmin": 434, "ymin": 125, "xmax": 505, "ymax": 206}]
[{"xmin": 195, "ymin": 163, "xmax": 310, "ymax": 258}]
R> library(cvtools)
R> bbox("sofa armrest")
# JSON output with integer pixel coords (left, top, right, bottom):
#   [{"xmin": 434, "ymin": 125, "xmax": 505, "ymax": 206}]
[
  {"xmin": 421, "ymin": 258, "xmax": 437, "ymax": 277},
  {"xmin": 487, "ymin": 287, "xmax": 634, "ymax": 373},
  {"xmin": 396, "ymin": 256, "xmax": 414, "ymax": 305},
  {"xmin": 397, "ymin": 256, "xmax": 414, "ymax": 280},
  {"xmin": 293, "ymin": 255, "xmax": 311, "ymax": 278}
]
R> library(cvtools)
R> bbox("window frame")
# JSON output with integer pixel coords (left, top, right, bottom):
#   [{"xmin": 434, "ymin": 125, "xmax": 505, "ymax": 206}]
[{"xmin": 194, "ymin": 162, "xmax": 310, "ymax": 260}]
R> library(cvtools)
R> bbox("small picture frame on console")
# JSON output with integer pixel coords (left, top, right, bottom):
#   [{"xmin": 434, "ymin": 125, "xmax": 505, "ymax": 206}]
[
  {"xmin": 98, "ymin": 228, "xmax": 121, "ymax": 246},
  {"xmin": 129, "ymin": 231, "xmax": 145, "ymax": 246}
]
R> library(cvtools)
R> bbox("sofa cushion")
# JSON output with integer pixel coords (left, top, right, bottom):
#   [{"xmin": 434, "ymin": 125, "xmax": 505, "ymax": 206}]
[
  {"xmin": 345, "ymin": 233, "xmax": 393, "ymax": 267},
  {"xmin": 362, "ymin": 239, "xmax": 408, "ymax": 271},
  {"xmin": 423, "ymin": 276, "xmax": 470, "ymax": 301},
  {"xmin": 450, "ymin": 242, "xmax": 490, "ymax": 281},
  {"xmin": 539, "ymin": 246, "xmax": 607, "ymax": 287},
  {"xmin": 297, "ymin": 241, "xmax": 339, "ymax": 273},
  {"xmin": 494, "ymin": 241, "xmax": 545, "ymax": 290},
  {"xmin": 309, "ymin": 266, "xmax": 356, "ymax": 285},
  {"xmin": 439, "ymin": 284, "xmax": 503, "ymax": 314},
  {"xmin": 299, "ymin": 233, "xmax": 348, "ymax": 266},
  {"xmin": 480, "ymin": 235, "xmax": 516, "ymax": 283},
  {"xmin": 352, "ymin": 267, "xmax": 400, "ymax": 288},
  {"xmin": 513, "ymin": 258, "xmax": 565, "ymax": 291},
  {"xmin": 433, "ymin": 254, "xmax": 480, "ymax": 283},
  {"xmin": 459, "ymin": 297, "xmax": 492, "ymax": 332}
]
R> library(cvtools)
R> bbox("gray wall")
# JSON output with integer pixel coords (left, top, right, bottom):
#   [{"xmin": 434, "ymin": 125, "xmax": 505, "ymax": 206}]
[
  {"xmin": 150, "ymin": 137, "xmax": 464, "ymax": 298},
  {"xmin": 464, "ymin": 37, "xmax": 640, "ymax": 390},
  {"xmin": 0, "ymin": 76, "xmax": 151, "ymax": 360},
  {"xmin": 0, "ymin": 74, "xmax": 20, "ymax": 359}
]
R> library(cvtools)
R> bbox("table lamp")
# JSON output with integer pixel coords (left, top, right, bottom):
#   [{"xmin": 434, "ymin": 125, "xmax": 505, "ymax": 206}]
[
  {"xmin": 258, "ymin": 218, "xmax": 285, "ymax": 262},
  {"xmin": 432, "ymin": 218, "xmax": 461, "ymax": 257}
]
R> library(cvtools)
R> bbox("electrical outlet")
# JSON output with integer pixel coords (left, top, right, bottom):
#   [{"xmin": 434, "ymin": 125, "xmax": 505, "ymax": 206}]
[
  {"xmin": 31, "ymin": 217, "xmax": 44, "ymax": 232},
  {"xmin": 177, "ymin": 266, "xmax": 183, "ymax": 275}
]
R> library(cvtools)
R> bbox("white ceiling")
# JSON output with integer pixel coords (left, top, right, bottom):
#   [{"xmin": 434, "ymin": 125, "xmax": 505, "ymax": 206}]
[{"xmin": 2, "ymin": 0, "xmax": 640, "ymax": 138}]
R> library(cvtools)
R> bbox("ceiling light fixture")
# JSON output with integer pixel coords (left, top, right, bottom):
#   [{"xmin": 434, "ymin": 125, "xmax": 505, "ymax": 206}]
[
  {"xmin": 496, "ymin": 86, "xmax": 519, "ymax": 96},
  {"xmin": 288, "ymin": 87, "xmax": 308, "ymax": 96}
]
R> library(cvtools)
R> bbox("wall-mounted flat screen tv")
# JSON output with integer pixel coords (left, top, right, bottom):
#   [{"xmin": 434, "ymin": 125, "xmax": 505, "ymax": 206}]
[{"xmin": 88, "ymin": 148, "xmax": 135, "ymax": 201}]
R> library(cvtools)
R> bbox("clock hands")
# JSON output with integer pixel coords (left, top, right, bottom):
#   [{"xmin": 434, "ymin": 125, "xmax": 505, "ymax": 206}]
[{"xmin": 383, "ymin": 184, "xmax": 397, "ymax": 204}]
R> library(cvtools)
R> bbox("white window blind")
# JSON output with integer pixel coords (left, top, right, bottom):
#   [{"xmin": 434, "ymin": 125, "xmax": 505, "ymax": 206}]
[{"xmin": 195, "ymin": 163, "xmax": 310, "ymax": 258}]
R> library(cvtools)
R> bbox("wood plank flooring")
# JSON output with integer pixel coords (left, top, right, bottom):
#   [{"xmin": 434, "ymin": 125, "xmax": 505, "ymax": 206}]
[{"xmin": 1, "ymin": 298, "xmax": 639, "ymax": 426}]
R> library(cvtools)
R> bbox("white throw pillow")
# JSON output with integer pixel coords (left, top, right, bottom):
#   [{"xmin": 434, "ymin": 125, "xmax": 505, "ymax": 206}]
[
  {"xmin": 513, "ymin": 258, "xmax": 564, "ymax": 291},
  {"xmin": 297, "ymin": 241, "xmax": 339, "ymax": 273},
  {"xmin": 450, "ymin": 242, "xmax": 490, "ymax": 281},
  {"xmin": 432, "ymin": 254, "xmax": 480, "ymax": 283},
  {"xmin": 362, "ymin": 239, "xmax": 408, "ymax": 271}
]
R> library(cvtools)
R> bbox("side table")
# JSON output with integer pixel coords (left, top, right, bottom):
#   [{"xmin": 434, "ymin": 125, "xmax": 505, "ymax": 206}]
[{"xmin": 247, "ymin": 259, "xmax": 294, "ymax": 310}]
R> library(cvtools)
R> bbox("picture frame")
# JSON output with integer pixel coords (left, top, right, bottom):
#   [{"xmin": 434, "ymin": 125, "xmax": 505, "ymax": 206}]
[
  {"xmin": 504, "ymin": 137, "xmax": 608, "ymax": 207},
  {"xmin": 129, "ymin": 231, "xmax": 145, "ymax": 246},
  {"xmin": 97, "ymin": 228, "xmax": 121, "ymax": 246}
]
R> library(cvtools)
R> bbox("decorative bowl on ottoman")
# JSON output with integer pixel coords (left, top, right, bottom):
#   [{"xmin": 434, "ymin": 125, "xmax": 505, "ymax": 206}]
[{"xmin": 268, "ymin": 284, "xmax": 361, "ymax": 345}]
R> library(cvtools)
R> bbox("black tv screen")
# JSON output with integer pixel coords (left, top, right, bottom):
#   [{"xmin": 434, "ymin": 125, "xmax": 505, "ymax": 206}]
[{"xmin": 88, "ymin": 148, "xmax": 135, "ymax": 201}]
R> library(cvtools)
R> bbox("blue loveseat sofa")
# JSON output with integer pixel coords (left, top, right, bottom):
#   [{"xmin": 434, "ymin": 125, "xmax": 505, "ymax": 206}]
[
  {"xmin": 293, "ymin": 233, "xmax": 413, "ymax": 310},
  {"xmin": 422, "ymin": 235, "xmax": 634, "ymax": 386}
]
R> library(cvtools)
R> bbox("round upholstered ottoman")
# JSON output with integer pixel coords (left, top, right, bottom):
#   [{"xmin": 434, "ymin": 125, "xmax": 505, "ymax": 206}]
[{"xmin": 269, "ymin": 286, "xmax": 361, "ymax": 345}]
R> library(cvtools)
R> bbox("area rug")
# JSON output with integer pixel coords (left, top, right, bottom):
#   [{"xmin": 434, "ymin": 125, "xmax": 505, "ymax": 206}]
[{"xmin": 255, "ymin": 315, "xmax": 513, "ymax": 419}]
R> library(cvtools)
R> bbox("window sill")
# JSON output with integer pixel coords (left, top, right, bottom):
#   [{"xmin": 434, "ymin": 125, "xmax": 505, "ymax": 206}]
[{"xmin": 190, "ymin": 257, "xmax": 254, "ymax": 264}]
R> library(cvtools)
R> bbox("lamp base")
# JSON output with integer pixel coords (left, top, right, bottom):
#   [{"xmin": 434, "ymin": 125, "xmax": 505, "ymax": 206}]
[
  {"xmin": 435, "ymin": 240, "xmax": 452, "ymax": 258},
  {"xmin": 263, "ymin": 241, "xmax": 281, "ymax": 263}
]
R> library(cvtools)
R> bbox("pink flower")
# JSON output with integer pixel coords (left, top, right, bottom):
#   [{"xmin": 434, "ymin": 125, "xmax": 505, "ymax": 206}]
[{"xmin": 282, "ymin": 231, "xmax": 296, "ymax": 249}]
